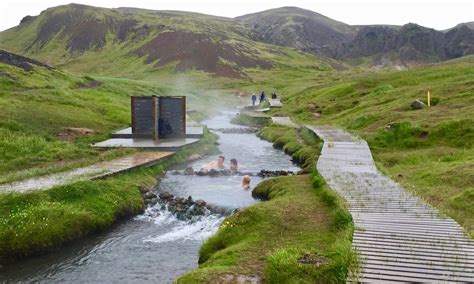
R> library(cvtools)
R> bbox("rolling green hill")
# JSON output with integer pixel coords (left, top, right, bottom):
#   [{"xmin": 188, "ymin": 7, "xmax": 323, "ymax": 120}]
[
  {"xmin": 0, "ymin": 4, "xmax": 328, "ymax": 80},
  {"xmin": 1, "ymin": 3, "xmax": 472, "ymax": 77}
]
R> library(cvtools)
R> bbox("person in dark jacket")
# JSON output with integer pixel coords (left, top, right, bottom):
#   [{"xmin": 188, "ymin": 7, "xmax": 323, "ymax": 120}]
[
  {"xmin": 251, "ymin": 94, "xmax": 257, "ymax": 106},
  {"xmin": 259, "ymin": 91, "xmax": 265, "ymax": 104}
]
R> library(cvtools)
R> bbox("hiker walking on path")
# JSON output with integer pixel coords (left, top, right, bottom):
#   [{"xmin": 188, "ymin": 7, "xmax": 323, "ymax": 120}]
[
  {"xmin": 259, "ymin": 91, "xmax": 266, "ymax": 104},
  {"xmin": 251, "ymin": 93, "xmax": 257, "ymax": 106}
]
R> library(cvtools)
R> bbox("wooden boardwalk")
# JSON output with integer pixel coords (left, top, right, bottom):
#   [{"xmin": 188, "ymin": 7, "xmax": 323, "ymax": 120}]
[
  {"xmin": 271, "ymin": 116, "xmax": 300, "ymax": 128},
  {"xmin": 306, "ymin": 125, "xmax": 474, "ymax": 283},
  {"xmin": 268, "ymin": 99, "xmax": 283, "ymax": 107},
  {"xmin": 0, "ymin": 152, "xmax": 174, "ymax": 193}
]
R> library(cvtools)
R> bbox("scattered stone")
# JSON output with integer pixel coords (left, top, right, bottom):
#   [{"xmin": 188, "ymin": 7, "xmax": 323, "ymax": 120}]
[
  {"xmin": 159, "ymin": 191, "xmax": 174, "ymax": 200},
  {"xmin": 298, "ymin": 252, "xmax": 328, "ymax": 267},
  {"xmin": 313, "ymin": 112, "xmax": 321, "ymax": 118},
  {"xmin": 144, "ymin": 191, "xmax": 157, "ymax": 199},
  {"xmin": 257, "ymin": 170, "xmax": 294, "ymax": 178},
  {"xmin": 186, "ymin": 196, "xmax": 194, "ymax": 205},
  {"xmin": 154, "ymin": 194, "xmax": 217, "ymax": 219},
  {"xmin": 384, "ymin": 123, "xmax": 398, "ymax": 130},
  {"xmin": 411, "ymin": 99, "xmax": 426, "ymax": 110},
  {"xmin": 187, "ymin": 153, "xmax": 202, "ymax": 161},
  {"xmin": 139, "ymin": 186, "xmax": 150, "ymax": 194},
  {"xmin": 172, "ymin": 169, "xmax": 294, "ymax": 177}
]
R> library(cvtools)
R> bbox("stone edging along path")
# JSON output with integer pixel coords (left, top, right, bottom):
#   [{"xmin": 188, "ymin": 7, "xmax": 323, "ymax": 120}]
[{"xmin": 306, "ymin": 125, "xmax": 474, "ymax": 283}]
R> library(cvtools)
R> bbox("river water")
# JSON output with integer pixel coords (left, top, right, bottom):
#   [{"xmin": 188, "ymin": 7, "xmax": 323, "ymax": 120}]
[{"xmin": 0, "ymin": 111, "xmax": 300, "ymax": 283}]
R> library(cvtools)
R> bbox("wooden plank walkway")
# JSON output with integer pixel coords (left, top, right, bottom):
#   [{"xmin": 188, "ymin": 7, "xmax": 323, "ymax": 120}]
[
  {"xmin": 271, "ymin": 116, "xmax": 300, "ymax": 128},
  {"xmin": 111, "ymin": 126, "xmax": 204, "ymax": 139},
  {"xmin": 92, "ymin": 137, "xmax": 199, "ymax": 150},
  {"xmin": 268, "ymin": 99, "xmax": 283, "ymax": 107},
  {"xmin": 0, "ymin": 152, "xmax": 174, "ymax": 193},
  {"xmin": 306, "ymin": 125, "xmax": 474, "ymax": 283}
]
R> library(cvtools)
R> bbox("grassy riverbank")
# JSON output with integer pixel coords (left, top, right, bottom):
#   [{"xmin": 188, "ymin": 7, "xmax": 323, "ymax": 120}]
[
  {"xmin": 179, "ymin": 124, "xmax": 356, "ymax": 282},
  {"xmin": 0, "ymin": 130, "xmax": 218, "ymax": 265}
]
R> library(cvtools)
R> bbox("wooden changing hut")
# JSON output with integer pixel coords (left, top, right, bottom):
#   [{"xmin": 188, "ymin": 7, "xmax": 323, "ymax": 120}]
[{"xmin": 131, "ymin": 96, "xmax": 186, "ymax": 141}]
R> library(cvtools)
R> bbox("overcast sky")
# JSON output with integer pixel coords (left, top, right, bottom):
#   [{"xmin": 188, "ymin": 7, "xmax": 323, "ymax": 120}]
[{"xmin": 0, "ymin": 0, "xmax": 473, "ymax": 31}]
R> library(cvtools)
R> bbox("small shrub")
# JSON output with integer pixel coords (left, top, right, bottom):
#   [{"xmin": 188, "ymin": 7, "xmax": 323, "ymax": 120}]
[
  {"xmin": 348, "ymin": 114, "xmax": 377, "ymax": 130},
  {"xmin": 368, "ymin": 84, "xmax": 394, "ymax": 97},
  {"xmin": 371, "ymin": 122, "xmax": 426, "ymax": 148},
  {"xmin": 430, "ymin": 97, "xmax": 440, "ymax": 106}
]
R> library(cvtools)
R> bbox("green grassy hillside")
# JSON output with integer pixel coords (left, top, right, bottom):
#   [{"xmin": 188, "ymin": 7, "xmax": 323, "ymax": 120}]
[
  {"xmin": 261, "ymin": 56, "xmax": 474, "ymax": 235},
  {"xmin": 0, "ymin": 4, "xmax": 329, "ymax": 80}
]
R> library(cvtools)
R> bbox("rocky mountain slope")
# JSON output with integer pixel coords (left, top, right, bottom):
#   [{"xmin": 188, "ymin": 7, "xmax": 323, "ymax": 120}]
[
  {"xmin": 0, "ymin": 4, "xmax": 472, "ymax": 76},
  {"xmin": 238, "ymin": 7, "xmax": 474, "ymax": 67},
  {"xmin": 0, "ymin": 4, "xmax": 318, "ymax": 78}
]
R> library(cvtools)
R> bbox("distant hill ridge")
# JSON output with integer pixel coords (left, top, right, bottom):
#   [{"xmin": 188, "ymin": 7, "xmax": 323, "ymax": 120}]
[
  {"xmin": 0, "ymin": 3, "xmax": 472, "ymax": 77},
  {"xmin": 237, "ymin": 6, "xmax": 474, "ymax": 66}
]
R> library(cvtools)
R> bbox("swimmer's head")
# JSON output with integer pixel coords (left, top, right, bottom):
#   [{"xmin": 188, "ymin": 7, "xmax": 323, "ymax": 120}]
[
  {"xmin": 230, "ymin": 158, "xmax": 238, "ymax": 170},
  {"xmin": 242, "ymin": 175, "xmax": 251, "ymax": 188},
  {"xmin": 217, "ymin": 155, "xmax": 225, "ymax": 167}
]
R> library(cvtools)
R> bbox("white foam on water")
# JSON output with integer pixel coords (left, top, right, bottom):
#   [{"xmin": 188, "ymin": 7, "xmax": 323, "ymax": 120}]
[
  {"xmin": 144, "ymin": 214, "xmax": 224, "ymax": 244},
  {"xmin": 134, "ymin": 205, "xmax": 178, "ymax": 226}
]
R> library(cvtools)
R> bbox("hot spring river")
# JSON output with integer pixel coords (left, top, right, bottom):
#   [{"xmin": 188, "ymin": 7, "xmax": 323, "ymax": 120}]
[{"xmin": 0, "ymin": 111, "xmax": 300, "ymax": 283}]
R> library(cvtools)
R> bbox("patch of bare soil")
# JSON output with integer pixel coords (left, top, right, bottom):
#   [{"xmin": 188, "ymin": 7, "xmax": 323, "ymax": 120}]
[
  {"xmin": 78, "ymin": 80, "xmax": 103, "ymax": 88},
  {"xmin": 28, "ymin": 4, "xmax": 138, "ymax": 53},
  {"xmin": 0, "ymin": 50, "xmax": 52, "ymax": 71},
  {"xmin": 58, "ymin": 127, "xmax": 96, "ymax": 141},
  {"xmin": 134, "ymin": 31, "xmax": 271, "ymax": 78}
]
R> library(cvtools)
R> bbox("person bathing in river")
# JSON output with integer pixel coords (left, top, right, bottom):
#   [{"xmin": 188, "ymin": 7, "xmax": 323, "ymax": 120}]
[
  {"xmin": 242, "ymin": 175, "xmax": 251, "ymax": 190},
  {"xmin": 204, "ymin": 155, "xmax": 225, "ymax": 169},
  {"xmin": 229, "ymin": 158, "xmax": 239, "ymax": 171}
]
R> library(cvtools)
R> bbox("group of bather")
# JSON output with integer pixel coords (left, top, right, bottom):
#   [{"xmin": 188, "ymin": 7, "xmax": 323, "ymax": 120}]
[{"xmin": 182, "ymin": 155, "xmax": 251, "ymax": 189}]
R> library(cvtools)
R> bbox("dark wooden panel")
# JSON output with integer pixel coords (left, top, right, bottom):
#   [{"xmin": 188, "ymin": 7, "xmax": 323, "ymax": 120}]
[
  {"xmin": 131, "ymin": 96, "xmax": 155, "ymax": 135},
  {"xmin": 158, "ymin": 97, "xmax": 185, "ymax": 138}
]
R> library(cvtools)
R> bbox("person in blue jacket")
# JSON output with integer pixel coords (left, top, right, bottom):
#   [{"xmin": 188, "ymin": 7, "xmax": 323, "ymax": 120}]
[{"xmin": 259, "ymin": 91, "xmax": 265, "ymax": 104}]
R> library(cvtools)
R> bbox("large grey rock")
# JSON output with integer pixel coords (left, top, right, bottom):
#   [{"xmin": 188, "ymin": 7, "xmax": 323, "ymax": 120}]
[
  {"xmin": 159, "ymin": 191, "xmax": 173, "ymax": 200},
  {"xmin": 411, "ymin": 99, "xmax": 426, "ymax": 110},
  {"xmin": 144, "ymin": 191, "xmax": 157, "ymax": 199},
  {"xmin": 195, "ymin": 199, "xmax": 207, "ymax": 207},
  {"xmin": 187, "ymin": 153, "xmax": 202, "ymax": 161}
]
